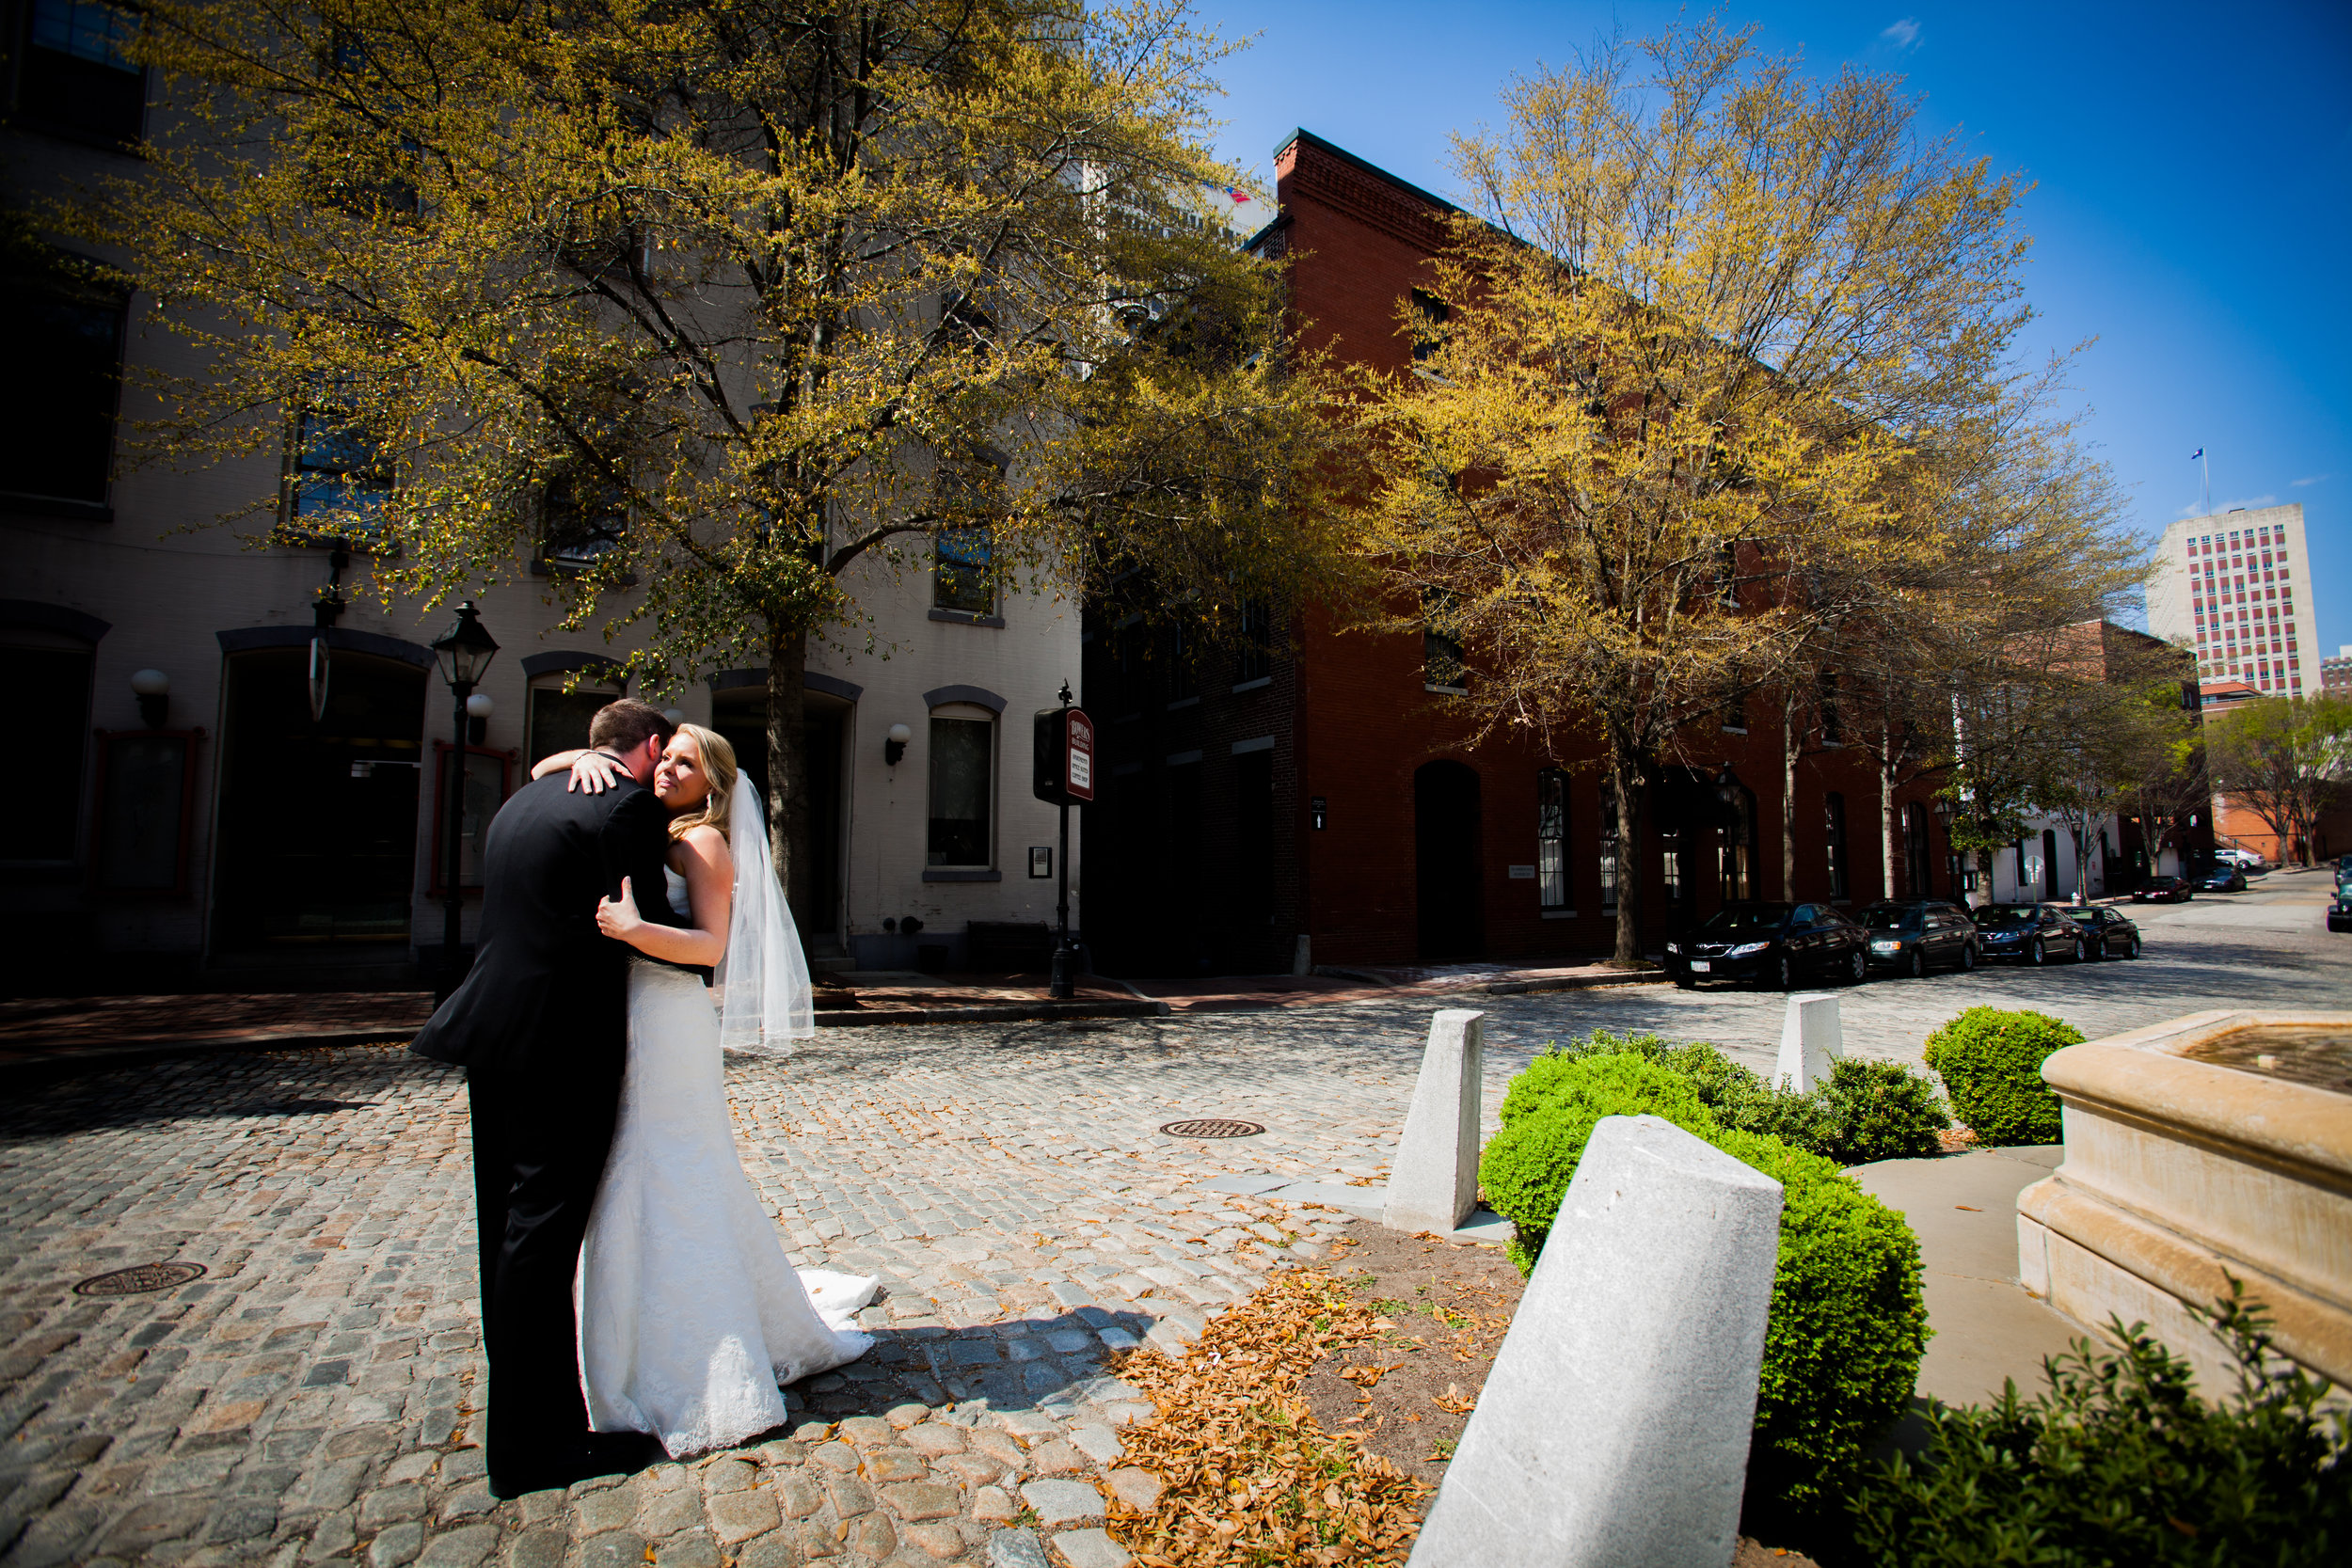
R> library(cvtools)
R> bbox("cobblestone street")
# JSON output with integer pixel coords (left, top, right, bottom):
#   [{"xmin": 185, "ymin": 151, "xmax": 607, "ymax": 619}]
[{"xmin": 3, "ymin": 879, "xmax": 2344, "ymax": 1567}]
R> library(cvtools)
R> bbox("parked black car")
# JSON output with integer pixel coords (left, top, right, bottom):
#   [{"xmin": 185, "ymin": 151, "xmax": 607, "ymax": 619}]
[
  {"xmin": 1853, "ymin": 899, "xmax": 1979, "ymax": 976},
  {"xmin": 1973, "ymin": 902, "xmax": 2089, "ymax": 964},
  {"xmin": 2200, "ymin": 865, "xmax": 2249, "ymax": 893},
  {"xmin": 2330, "ymin": 885, "xmax": 2352, "ymax": 934},
  {"xmin": 2059, "ymin": 904, "xmax": 2142, "ymax": 959},
  {"xmin": 1665, "ymin": 901, "xmax": 1871, "ymax": 990},
  {"xmin": 2132, "ymin": 876, "xmax": 2193, "ymax": 903}
]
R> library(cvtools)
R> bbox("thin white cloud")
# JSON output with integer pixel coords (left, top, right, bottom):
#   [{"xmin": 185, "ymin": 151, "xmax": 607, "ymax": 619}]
[
  {"xmin": 2178, "ymin": 493, "xmax": 2280, "ymax": 517},
  {"xmin": 1881, "ymin": 18, "xmax": 1923, "ymax": 50},
  {"xmin": 2291, "ymin": 474, "xmax": 2331, "ymax": 487}
]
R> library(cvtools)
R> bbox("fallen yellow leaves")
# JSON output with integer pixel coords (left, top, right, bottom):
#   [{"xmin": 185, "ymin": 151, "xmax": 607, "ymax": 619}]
[{"xmin": 1106, "ymin": 1268, "xmax": 1432, "ymax": 1566}]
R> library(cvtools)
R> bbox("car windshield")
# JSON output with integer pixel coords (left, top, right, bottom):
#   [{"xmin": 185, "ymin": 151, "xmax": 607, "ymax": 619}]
[
  {"xmin": 1696, "ymin": 904, "xmax": 1791, "ymax": 937},
  {"xmin": 1855, "ymin": 904, "xmax": 1921, "ymax": 931},
  {"xmin": 1980, "ymin": 905, "xmax": 2039, "ymax": 925}
]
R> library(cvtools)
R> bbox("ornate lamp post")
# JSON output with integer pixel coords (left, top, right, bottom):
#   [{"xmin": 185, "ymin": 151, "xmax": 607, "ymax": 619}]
[{"xmin": 431, "ymin": 601, "xmax": 499, "ymax": 1001}]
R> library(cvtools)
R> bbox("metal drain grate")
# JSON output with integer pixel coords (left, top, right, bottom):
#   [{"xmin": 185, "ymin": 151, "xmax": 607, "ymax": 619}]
[
  {"xmin": 74, "ymin": 1261, "xmax": 206, "ymax": 1297},
  {"xmin": 1159, "ymin": 1118, "xmax": 1265, "ymax": 1138}
]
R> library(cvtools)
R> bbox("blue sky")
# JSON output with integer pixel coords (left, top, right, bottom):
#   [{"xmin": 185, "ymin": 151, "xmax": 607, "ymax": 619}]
[{"xmin": 1198, "ymin": 1, "xmax": 2352, "ymax": 658}]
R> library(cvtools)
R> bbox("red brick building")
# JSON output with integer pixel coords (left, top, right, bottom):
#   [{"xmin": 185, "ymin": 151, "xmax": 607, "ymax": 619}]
[{"xmin": 1081, "ymin": 132, "xmax": 1956, "ymax": 976}]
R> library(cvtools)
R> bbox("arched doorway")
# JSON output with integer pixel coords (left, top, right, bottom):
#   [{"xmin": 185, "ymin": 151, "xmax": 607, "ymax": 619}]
[
  {"xmin": 1415, "ymin": 760, "xmax": 1483, "ymax": 960},
  {"xmin": 213, "ymin": 648, "xmax": 427, "ymax": 951}
]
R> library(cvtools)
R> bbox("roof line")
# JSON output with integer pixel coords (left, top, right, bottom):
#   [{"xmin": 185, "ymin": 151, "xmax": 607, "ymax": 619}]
[{"xmin": 1275, "ymin": 128, "xmax": 1464, "ymax": 217}]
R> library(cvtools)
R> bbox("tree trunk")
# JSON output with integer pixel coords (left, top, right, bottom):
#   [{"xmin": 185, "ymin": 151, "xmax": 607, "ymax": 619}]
[
  {"xmin": 1781, "ymin": 688, "xmax": 1800, "ymax": 900},
  {"xmin": 1879, "ymin": 722, "xmax": 1898, "ymax": 901},
  {"xmin": 765, "ymin": 626, "xmax": 812, "ymax": 927},
  {"xmin": 1611, "ymin": 756, "xmax": 1646, "ymax": 965}
]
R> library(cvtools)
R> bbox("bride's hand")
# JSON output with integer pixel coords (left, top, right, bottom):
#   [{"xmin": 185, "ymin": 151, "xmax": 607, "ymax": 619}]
[
  {"xmin": 596, "ymin": 878, "xmax": 644, "ymax": 941},
  {"xmin": 568, "ymin": 752, "xmax": 622, "ymax": 794}
]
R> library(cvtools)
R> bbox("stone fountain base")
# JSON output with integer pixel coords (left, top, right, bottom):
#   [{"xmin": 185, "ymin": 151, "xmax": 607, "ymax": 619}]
[{"xmin": 2017, "ymin": 1009, "xmax": 2352, "ymax": 1394}]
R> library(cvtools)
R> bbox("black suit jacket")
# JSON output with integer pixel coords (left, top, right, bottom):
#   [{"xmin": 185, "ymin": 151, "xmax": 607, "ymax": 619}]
[{"xmin": 411, "ymin": 769, "xmax": 692, "ymax": 1077}]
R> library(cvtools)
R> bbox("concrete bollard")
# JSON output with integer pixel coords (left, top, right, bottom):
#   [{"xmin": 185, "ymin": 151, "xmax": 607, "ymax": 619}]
[
  {"xmin": 1774, "ymin": 991, "xmax": 1843, "ymax": 1093},
  {"xmin": 1408, "ymin": 1116, "xmax": 1784, "ymax": 1568},
  {"xmin": 1382, "ymin": 1009, "xmax": 1486, "ymax": 1234}
]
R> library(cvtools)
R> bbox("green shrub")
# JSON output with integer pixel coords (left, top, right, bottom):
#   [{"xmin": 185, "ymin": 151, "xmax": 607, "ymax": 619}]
[
  {"xmin": 1481, "ymin": 1053, "xmax": 1931, "ymax": 1518},
  {"xmin": 1922, "ymin": 1007, "xmax": 2082, "ymax": 1145},
  {"xmin": 1847, "ymin": 1280, "xmax": 2351, "ymax": 1565},
  {"xmin": 1518, "ymin": 1029, "xmax": 1949, "ymax": 1167},
  {"xmin": 1674, "ymin": 1126, "xmax": 1928, "ymax": 1517},
  {"xmin": 1482, "ymin": 1052, "xmax": 1716, "ymax": 1265},
  {"xmin": 1813, "ymin": 1056, "xmax": 1952, "ymax": 1164}
]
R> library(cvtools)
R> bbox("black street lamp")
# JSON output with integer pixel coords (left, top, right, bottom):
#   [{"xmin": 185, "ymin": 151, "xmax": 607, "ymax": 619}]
[
  {"xmin": 431, "ymin": 601, "xmax": 498, "ymax": 1001},
  {"xmin": 1931, "ymin": 796, "xmax": 1959, "ymax": 900}
]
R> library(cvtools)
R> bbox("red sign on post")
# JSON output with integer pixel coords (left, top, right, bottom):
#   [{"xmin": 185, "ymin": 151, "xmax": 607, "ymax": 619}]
[{"xmin": 1065, "ymin": 710, "xmax": 1094, "ymax": 803}]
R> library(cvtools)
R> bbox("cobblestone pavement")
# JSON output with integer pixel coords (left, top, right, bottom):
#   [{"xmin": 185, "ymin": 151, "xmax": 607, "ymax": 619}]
[{"xmin": 2, "ymin": 877, "xmax": 2343, "ymax": 1568}]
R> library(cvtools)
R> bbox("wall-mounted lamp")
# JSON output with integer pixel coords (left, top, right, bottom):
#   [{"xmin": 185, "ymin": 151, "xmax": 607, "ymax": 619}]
[
  {"xmin": 130, "ymin": 669, "xmax": 169, "ymax": 729},
  {"xmin": 885, "ymin": 722, "xmax": 913, "ymax": 768},
  {"xmin": 466, "ymin": 691, "xmax": 494, "ymax": 746}
]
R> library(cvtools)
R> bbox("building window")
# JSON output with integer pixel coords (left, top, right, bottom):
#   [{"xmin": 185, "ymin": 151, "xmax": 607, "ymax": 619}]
[
  {"xmin": 933, "ymin": 529, "xmax": 994, "ymax": 615},
  {"xmin": 1, "ymin": 635, "xmax": 96, "ymax": 864},
  {"xmin": 1236, "ymin": 597, "xmax": 1274, "ymax": 685},
  {"xmin": 1818, "ymin": 672, "xmax": 1843, "ymax": 744},
  {"xmin": 1903, "ymin": 801, "xmax": 1931, "ymax": 895},
  {"xmin": 1424, "ymin": 626, "xmax": 1467, "ymax": 693},
  {"xmin": 1112, "ymin": 617, "xmax": 1146, "ymax": 717},
  {"xmin": 1536, "ymin": 768, "xmax": 1568, "ymax": 911},
  {"xmin": 927, "ymin": 712, "xmax": 994, "ymax": 867},
  {"xmin": 288, "ymin": 404, "xmax": 394, "ymax": 541},
  {"xmin": 526, "ymin": 675, "xmax": 621, "ymax": 765},
  {"xmin": 1409, "ymin": 289, "xmax": 1449, "ymax": 365},
  {"xmin": 1162, "ymin": 620, "xmax": 1199, "ymax": 704},
  {"xmin": 20, "ymin": 1, "xmax": 145, "ymax": 144},
  {"xmin": 4, "ymin": 280, "xmax": 123, "ymax": 507},
  {"xmin": 538, "ymin": 467, "xmax": 628, "ymax": 570},
  {"xmin": 1824, "ymin": 791, "xmax": 1850, "ymax": 900},
  {"xmin": 1721, "ymin": 784, "xmax": 1756, "ymax": 901},
  {"xmin": 1599, "ymin": 787, "xmax": 1620, "ymax": 911}
]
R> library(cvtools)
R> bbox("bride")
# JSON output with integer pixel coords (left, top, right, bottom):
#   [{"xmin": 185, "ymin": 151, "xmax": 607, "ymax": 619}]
[{"xmin": 532, "ymin": 723, "xmax": 875, "ymax": 1457}]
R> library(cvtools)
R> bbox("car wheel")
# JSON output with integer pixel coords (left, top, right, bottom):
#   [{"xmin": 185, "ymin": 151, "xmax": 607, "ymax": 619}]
[
  {"xmin": 1908, "ymin": 946, "xmax": 1926, "ymax": 979},
  {"xmin": 1674, "ymin": 976, "xmax": 1696, "ymax": 990},
  {"xmin": 2126, "ymin": 935, "xmax": 2141, "ymax": 958},
  {"xmin": 2074, "ymin": 939, "xmax": 2086, "ymax": 962},
  {"xmin": 2030, "ymin": 937, "xmax": 2046, "ymax": 965},
  {"xmin": 1848, "ymin": 950, "xmax": 1867, "ymax": 984},
  {"xmin": 1961, "ymin": 943, "xmax": 1978, "ymax": 972},
  {"xmin": 1776, "ymin": 956, "xmax": 1794, "ymax": 990}
]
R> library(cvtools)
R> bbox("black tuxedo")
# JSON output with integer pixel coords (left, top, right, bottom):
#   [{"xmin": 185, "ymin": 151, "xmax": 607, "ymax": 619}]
[{"xmin": 411, "ymin": 767, "xmax": 688, "ymax": 1494}]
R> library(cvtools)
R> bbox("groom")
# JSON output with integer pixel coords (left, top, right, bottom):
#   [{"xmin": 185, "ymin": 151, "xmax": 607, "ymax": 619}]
[{"xmin": 413, "ymin": 698, "xmax": 686, "ymax": 1497}]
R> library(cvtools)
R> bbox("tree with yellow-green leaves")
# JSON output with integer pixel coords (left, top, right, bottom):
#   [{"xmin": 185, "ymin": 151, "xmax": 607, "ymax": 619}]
[
  {"xmin": 1354, "ymin": 19, "xmax": 2039, "ymax": 962},
  {"xmin": 77, "ymin": 0, "xmax": 1354, "ymax": 917}
]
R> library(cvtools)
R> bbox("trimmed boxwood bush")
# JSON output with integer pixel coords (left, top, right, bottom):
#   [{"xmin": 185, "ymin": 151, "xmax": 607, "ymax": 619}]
[
  {"xmin": 1510, "ymin": 1030, "xmax": 1950, "ymax": 1166},
  {"xmin": 1922, "ymin": 1007, "xmax": 2082, "ymax": 1145},
  {"xmin": 1814, "ymin": 1056, "xmax": 1952, "ymax": 1164},
  {"xmin": 1483, "ymin": 1052, "xmax": 1717, "ymax": 1266},
  {"xmin": 1480, "ymin": 1051, "xmax": 1931, "ymax": 1515},
  {"xmin": 1847, "ymin": 1282, "xmax": 2350, "ymax": 1564}
]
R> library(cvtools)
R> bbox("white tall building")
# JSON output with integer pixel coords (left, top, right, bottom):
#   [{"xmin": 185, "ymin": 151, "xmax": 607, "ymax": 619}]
[{"xmin": 2148, "ymin": 504, "xmax": 2321, "ymax": 696}]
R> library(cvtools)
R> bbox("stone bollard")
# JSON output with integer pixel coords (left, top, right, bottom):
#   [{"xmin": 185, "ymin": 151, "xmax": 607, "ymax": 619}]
[
  {"xmin": 1382, "ymin": 1009, "xmax": 1486, "ymax": 1234},
  {"xmin": 1774, "ymin": 991, "xmax": 1843, "ymax": 1093},
  {"xmin": 1408, "ymin": 1116, "xmax": 1784, "ymax": 1568}
]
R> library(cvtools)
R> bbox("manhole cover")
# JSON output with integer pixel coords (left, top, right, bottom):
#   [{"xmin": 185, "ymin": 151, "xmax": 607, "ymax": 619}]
[
  {"xmin": 74, "ymin": 1261, "xmax": 206, "ymax": 1297},
  {"xmin": 1160, "ymin": 1118, "xmax": 1265, "ymax": 1138}
]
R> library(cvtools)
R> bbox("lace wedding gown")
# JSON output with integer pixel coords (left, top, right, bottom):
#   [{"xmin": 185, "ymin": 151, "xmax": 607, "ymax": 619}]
[{"xmin": 575, "ymin": 867, "xmax": 874, "ymax": 1456}]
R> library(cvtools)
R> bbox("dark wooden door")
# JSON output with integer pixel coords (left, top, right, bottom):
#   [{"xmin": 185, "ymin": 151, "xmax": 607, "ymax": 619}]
[{"xmin": 1415, "ymin": 760, "xmax": 1484, "ymax": 960}]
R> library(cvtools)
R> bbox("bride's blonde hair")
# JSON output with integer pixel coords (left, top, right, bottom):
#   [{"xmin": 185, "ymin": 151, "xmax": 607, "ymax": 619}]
[{"xmin": 666, "ymin": 722, "xmax": 739, "ymax": 843}]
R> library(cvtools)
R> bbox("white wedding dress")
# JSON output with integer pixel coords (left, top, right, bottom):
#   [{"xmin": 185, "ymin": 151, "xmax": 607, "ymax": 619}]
[{"xmin": 574, "ymin": 866, "xmax": 874, "ymax": 1457}]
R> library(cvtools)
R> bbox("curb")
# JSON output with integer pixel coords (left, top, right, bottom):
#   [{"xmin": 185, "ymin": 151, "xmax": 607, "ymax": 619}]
[
  {"xmin": 813, "ymin": 998, "xmax": 1166, "ymax": 1028},
  {"xmin": 0, "ymin": 1026, "xmax": 419, "ymax": 1089},
  {"xmin": 1313, "ymin": 964, "xmax": 1670, "ymax": 996}
]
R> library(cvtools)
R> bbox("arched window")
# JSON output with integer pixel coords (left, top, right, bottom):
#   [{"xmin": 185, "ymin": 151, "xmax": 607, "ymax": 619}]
[
  {"xmin": 927, "ymin": 704, "xmax": 996, "ymax": 872},
  {"xmin": 1536, "ymin": 768, "xmax": 1568, "ymax": 911}
]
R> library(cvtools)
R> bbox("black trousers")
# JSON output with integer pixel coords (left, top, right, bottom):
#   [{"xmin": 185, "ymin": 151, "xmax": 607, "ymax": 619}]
[{"xmin": 468, "ymin": 1058, "xmax": 621, "ymax": 1492}]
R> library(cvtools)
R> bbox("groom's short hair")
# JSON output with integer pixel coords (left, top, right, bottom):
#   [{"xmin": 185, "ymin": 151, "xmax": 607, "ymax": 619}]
[{"xmin": 588, "ymin": 699, "xmax": 675, "ymax": 755}]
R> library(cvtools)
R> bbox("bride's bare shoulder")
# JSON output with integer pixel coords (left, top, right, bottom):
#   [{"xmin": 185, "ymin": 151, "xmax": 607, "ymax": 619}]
[{"xmin": 676, "ymin": 822, "xmax": 732, "ymax": 868}]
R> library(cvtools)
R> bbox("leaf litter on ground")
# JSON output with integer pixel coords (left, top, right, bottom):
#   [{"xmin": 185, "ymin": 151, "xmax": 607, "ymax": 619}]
[{"xmin": 1104, "ymin": 1266, "xmax": 1431, "ymax": 1566}]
